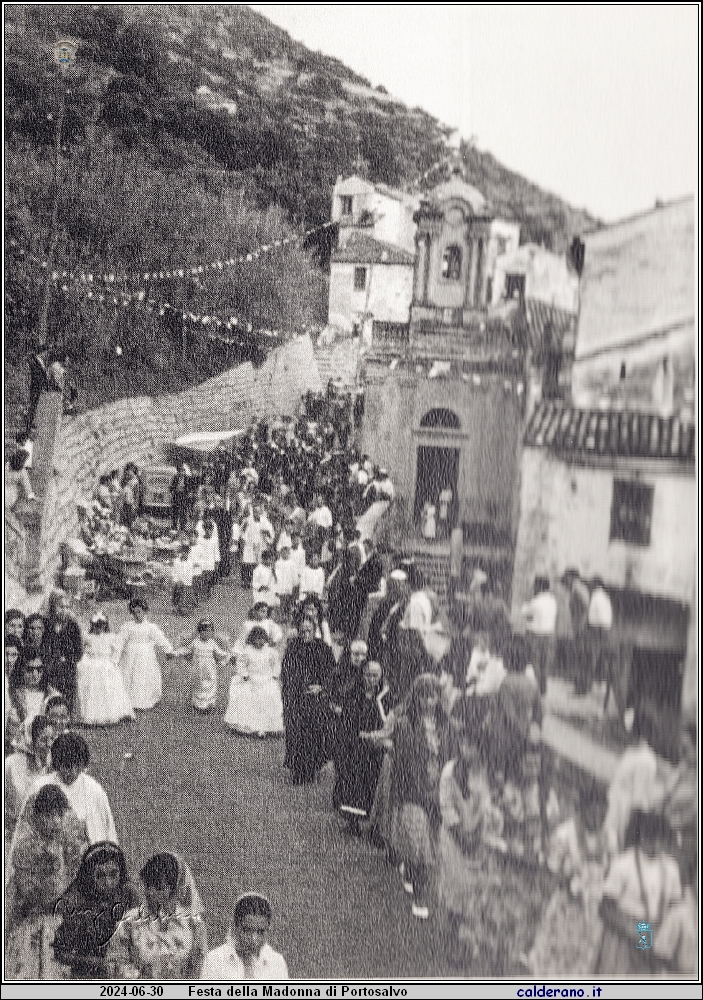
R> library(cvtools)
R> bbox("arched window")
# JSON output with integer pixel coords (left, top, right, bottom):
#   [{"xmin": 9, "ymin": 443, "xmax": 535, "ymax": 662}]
[
  {"xmin": 441, "ymin": 245, "xmax": 462, "ymax": 281},
  {"xmin": 420, "ymin": 408, "xmax": 461, "ymax": 430}
]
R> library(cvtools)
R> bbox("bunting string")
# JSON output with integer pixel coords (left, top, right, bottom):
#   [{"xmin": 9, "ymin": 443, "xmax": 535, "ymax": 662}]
[
  {"xmin": 7, "ymin": 219, "xmax": 337, "ymax": 288},
  {"xmin": 7, "ymin": 145, "xmax": 455, "ymax": 289},
  {"xmin": 8, "ymin": 242, "xmax": 300, "ymax": 344}
]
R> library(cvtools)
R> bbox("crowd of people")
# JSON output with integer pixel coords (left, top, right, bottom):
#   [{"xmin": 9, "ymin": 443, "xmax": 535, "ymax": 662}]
[{"xmin": 4, "ymin": 385, "xmax": 698, "ymax": 979}]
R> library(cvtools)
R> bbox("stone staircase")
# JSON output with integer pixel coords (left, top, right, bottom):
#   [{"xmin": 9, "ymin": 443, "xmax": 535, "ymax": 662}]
[{"xmin": 313, "ymin": 338, "xmax": 361, "ymax": 387}]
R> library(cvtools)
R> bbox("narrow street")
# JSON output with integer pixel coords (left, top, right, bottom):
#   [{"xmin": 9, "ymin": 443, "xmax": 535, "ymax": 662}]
[{"xmin": 77, "ymin": 579, "xmax": 467, "ymax": 980}]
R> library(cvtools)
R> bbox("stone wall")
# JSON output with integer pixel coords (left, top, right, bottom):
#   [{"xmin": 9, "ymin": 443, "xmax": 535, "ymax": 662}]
[
  {"xmin": 313, "ymin": 339, "xmax": 361, "ymax": 387},
  {"xmin": 12, "ymin": 336, "xmax": 321, "ymax": 598},
  {"xmin": 5, "ymin": 509, "xmax": 28, "ymax": 609}
]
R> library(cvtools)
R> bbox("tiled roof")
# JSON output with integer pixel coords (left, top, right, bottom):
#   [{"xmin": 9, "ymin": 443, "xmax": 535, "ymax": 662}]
[
  {"xmin": 524, "ymin": 401, "xmax": 695, "ymax": 463},
  {"xmin": 524, "ymin": 299, "xmax": 576, "ymax": 354},
  {"xmin": 332, "ymin": 231, "xmax": 415, "ymax": 266},
  {"xmin": 577, "ymin": 197, "xmax": 695, "ymax": 360}
]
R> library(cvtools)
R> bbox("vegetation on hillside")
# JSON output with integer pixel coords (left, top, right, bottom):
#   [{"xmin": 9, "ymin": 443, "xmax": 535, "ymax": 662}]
[{"xmin": 4, "ymin": 4, "xmax": 596, "ymax": 415}]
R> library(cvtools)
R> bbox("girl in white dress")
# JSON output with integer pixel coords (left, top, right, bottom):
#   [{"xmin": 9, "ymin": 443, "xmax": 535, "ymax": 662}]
[
  {"xmin": 224, "ymin": 626, "xmax": 283, "ymax": 736},
  {"xmin": 174, "ymin": 619, "xmax": 230, "ymax": 713},
  {"xmin": 232, "ymin": 601, "xmax": 284, "ymax": 663},
  {"xmin": 252, "ymin": 549, "xmax": 278, "ymax": 609},
  {"xmin": 116, "ymin": 599, "xmax": 175, "ymax": 710},
  {"xmin": 421, "ymin": 502, "xmax": 437, "ymax": 540},
  {"xmin": 76, "ymin": 613, "xmax": 135, "ymax": 725}
]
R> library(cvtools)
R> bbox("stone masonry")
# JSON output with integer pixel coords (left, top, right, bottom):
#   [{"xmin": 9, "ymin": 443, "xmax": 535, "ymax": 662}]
[{"xmin": 10, "ymin": 336, "xmax": 322, "ymax": 601}]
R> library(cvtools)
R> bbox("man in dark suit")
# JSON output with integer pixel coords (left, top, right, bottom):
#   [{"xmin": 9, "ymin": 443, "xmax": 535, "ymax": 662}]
[{"xmin": 26, "ymin": 348, "xmax": 50, "ymax": 433}]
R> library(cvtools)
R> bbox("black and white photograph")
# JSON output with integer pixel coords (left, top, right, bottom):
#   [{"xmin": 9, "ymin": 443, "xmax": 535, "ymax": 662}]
[{"xmin": 3, "ymin": 3, "xmax": 699, "ymax": 989}]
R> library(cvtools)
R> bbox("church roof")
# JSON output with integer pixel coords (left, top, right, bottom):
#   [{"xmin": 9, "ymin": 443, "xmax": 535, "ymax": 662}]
[
  {"xmin": 332, "ymin": 231, "xmax": 415, "ymax": 266},
  {"xmin": 334, "ymin": 175, "xmax": 416, "ymax": 207},
  {"xmin": 334, "ymin": 174, "xmax": 375, "ymax": 197}
]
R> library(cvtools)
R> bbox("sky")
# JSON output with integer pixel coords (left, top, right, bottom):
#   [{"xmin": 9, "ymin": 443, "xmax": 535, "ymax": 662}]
[{"xmin": 249, "ymin": 4, "xmax": 699, "ymax": 223}]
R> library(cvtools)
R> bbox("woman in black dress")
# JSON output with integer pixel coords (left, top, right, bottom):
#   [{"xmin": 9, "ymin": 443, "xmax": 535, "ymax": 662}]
[
  {"xmin": 281, "ymin": 616, "xmax": 335, "ymax": 784},
  {"xmin": 44, "ymin": 590, "xmax": 82, "ymax": 715},
  {"xmin": 334, "ymin": 660, "xmax": 390, "ymax": 832}
]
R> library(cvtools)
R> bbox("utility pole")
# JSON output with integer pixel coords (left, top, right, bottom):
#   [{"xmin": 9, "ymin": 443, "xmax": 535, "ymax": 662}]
[{"xmin": 37, "ymin": 39, "xmax": 77, "ymax": 349}]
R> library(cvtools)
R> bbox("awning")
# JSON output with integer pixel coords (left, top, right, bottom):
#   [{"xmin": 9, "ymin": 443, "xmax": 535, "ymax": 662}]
[{"xmin": 171, "ymin": 429, "xmax": 244, "ymax": 453}]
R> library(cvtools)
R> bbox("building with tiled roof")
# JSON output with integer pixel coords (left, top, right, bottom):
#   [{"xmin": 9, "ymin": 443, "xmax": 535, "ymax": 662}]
[
  {"xmin": 327, "ymin": 175, "xmax": 421, "ymax": 339},
  {"xmin": 331, "ymin": 174, "xmax": 419, "ymax": 255},
  {"xmin": 512, "ymin": 197, "xmax": 697, "ymax": 726},
  {"xmin": 327, "ymin": 231, "xmax": 416, "ymax": 338}
]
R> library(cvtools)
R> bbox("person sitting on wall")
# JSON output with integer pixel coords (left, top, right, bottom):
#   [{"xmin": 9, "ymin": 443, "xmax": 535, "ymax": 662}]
[{"xmin": 5, "ymin": 449, "xmax": 36, "ymax": 513}]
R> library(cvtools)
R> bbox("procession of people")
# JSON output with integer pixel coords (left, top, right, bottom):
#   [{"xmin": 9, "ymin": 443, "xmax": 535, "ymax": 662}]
[{"xmin": 4, "ymin": 385, "xmax": 698, "ymax": 980}]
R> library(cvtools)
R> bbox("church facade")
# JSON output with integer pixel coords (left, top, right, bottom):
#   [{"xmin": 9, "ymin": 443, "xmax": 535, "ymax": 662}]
[{"xmin": 360, "ymin": 169, "xmax": 530, "ymax": 592}]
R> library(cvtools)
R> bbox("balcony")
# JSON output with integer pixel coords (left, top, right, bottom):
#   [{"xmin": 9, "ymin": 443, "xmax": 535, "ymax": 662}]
[{"xmin": 405, "ymin": 301, "xmax": 523, "ymax": 361}]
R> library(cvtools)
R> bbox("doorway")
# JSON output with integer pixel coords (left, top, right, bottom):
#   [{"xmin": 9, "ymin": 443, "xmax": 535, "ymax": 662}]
[{"xmin": 414, "ymin": 445, "xmax": 460, "ymax": 535}]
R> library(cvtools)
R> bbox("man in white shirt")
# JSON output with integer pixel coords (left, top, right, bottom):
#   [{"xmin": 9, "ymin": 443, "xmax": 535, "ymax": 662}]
[
  {"xmin": 588, "ymin": 578, "xmax": 613, "ymax": 630},
  {"xmin": 31, "ymin": 732, "xmax": 118, "ymax": 845},
  {"xmin": 308, "ymin": 493, "xmax": 333, "ymax": 531},
  {"xmin": 202, "ymin": 893, "xmax": 288, "ymax": 981},
  {"xmin": 521, "ymin": 577, "xmax": 558, "ymax": 695}
]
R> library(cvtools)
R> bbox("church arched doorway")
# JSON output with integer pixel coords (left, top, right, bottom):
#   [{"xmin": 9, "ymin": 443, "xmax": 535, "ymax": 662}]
[{"xmin": 414, "ymin": 409, "xmax": 461, "ymax": 538}]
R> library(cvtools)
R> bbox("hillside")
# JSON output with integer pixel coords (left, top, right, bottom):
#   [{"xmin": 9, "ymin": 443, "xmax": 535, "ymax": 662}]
[{"xmin": 4, "ymin": 4, "xmax": 597, "ymax": 415}]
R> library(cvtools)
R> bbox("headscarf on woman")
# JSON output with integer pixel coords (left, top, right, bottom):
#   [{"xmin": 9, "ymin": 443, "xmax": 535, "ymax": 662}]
[
  {"xmin": 107, "ymin": 852, "xmax": 207, "ymax": 980},
  {"xmin": 5, "ymin": 714, "xmax": 55, "ymax": 842},
  {"xmin": 53, "ymin": 841, "xmax": 141, "ymax": 979},
  {"xmin": 5, "ymin": 784, "xmax": 89, "ymax": 980},
  {"xmin": 391, "ymin": 674, "xmax": 454, "ymax": 915}
]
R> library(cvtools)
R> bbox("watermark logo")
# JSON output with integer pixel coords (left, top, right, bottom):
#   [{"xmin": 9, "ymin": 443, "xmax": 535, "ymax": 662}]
[
  {"xmin": 636, "ymin": 921, "xmax": 653, "ymax": 950},
  {"xmin": 53, "ymin": 38, "xmax": 78, "ymax": 70}
]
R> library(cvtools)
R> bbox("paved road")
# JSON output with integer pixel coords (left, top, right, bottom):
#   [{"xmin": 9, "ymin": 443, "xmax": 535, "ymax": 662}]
[{"xmin": 77, "ymin": 578, "xmax": 461, "ymax": 980}]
